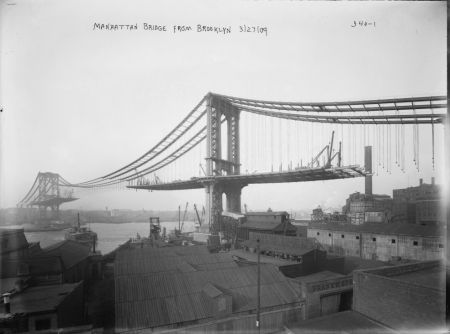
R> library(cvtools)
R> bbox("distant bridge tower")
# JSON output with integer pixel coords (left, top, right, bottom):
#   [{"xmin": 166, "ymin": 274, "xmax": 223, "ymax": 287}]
[
  {"xmin": 205, "ymin": 93, "xmax": 244, "ymax": 233},
  {"xmin": 18, "ymin": 172, "xmax": 77, "ymax": 221}
]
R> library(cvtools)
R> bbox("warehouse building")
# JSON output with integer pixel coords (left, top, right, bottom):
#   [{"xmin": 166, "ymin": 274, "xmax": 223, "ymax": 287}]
[
  {"xmin": 114, "ymin": 245, "xmax": 304, "ymax": 333},
  {"xmin": 284, "ymin": 260, "xmax": 445, "ymax": 333},
  {"xmin": 307, "ymin": 222, "xmax": 444, "ymax": 261}
]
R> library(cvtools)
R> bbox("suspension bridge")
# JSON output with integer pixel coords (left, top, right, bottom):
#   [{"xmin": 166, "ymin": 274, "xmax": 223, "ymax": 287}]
[{"xmin": 17, "ymin": 93, "xmax": 446, "ymax": 231}]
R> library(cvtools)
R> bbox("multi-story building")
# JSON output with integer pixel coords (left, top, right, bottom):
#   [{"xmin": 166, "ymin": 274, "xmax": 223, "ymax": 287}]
[
  {"xmin": 342, "ymin": 192, "xmax": 393, "ymax": 225},
  {"xmin": 311, "ymin": 207, "xmax": 347, "ymax": 224},
  {"xmin": 392, "ymin": 178, "xmax": 444, "ymax": 225}
]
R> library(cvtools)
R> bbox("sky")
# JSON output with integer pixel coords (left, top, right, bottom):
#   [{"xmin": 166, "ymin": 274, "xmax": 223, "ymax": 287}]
[{"xmin": 0, "ymin": 0, "xmax": 446, "ymax": 212}]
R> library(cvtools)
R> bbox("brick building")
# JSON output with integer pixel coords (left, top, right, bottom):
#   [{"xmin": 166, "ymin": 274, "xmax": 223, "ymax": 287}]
[
  {"xmin": 392, "ymin": 178, "xmax": 444, "ymax": 225},
  {"xmin": 284, "ymin": 260, "xmax": 445, "ymax": 333},
  {"xmin": 307, "ymin": 222, "xmax": 444, "ymax": 261},
  {"xmin": 342, "ymin": 192, "xmax": 393, "ymax": 225}
]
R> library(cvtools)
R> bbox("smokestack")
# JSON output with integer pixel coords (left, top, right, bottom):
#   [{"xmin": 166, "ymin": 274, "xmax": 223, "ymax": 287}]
[
  {"xmin": 419, "ymin": 178, "xmax": 423, "ymax": 186},
  {"xmin": 364, "ymin": 146, "xmax": 372, "ymax": 195},
  {"xmin": 431, "ymin": 177, "xmax": 435, "ymax": 185},
  {"xmin": 3, "ymin": 293, "xmax": 11, "ymax": 314}
]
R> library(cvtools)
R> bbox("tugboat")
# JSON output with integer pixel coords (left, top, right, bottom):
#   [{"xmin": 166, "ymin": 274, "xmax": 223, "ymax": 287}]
[{"xmin": 65, "ymin": 213, "xmax": 98, "ymax": 252}]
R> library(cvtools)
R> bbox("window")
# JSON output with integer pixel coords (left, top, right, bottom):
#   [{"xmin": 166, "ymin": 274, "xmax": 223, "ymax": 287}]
[
  {"xmin": 438, "ymin": 244, "xmax": 444, "ymax": 248},
  {"xmin": 391, "ymin": 239, "xmax": 396, "ymax": 244},
  {"xmin": 328, "ymin": 233, "xmax": 332, "ymax": 237},
  {"xmin": 372, "ymin": 237, "xmax": 376, "ymax": 242},
  {"xmin": 413, "ymin": 241, "xmax": 418, "ymax": 246},
  {"xmin": 341, "ymin": 234, "xmax": 345, "ymax": 239},
  {"xmin": 317, "ymin": 232, "xmax": 320, "ymax": 236},
  {"xmin": 356, "ymin": 236, "xmax": 360, "ymax": 240},
  {"xmin": 35, "ymin": 318, "xmax": 51, "ymax": 331}
]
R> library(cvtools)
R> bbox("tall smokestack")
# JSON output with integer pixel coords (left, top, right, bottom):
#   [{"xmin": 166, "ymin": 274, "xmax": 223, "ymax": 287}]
[
  {"xmin": 431, "ymin": 177, "xmax": 435, "ymax": 185},
  {"xmin": 364, "ymin": 146, "xmax": 372, "ymax": 195},
  {"xmin": 420, "ymin": 178, "xmax": 423, "ymax": 186}
]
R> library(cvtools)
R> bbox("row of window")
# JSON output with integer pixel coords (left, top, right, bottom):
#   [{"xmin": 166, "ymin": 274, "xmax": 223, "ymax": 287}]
[{"xmin": 315, "ymin": 231, "xmax": 443, "ymax": 248}]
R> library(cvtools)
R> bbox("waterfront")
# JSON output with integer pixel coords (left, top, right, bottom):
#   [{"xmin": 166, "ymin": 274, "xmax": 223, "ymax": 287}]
[{"xmin": 23, "ymin": 221, "xmax": 197, "ymax": 254}]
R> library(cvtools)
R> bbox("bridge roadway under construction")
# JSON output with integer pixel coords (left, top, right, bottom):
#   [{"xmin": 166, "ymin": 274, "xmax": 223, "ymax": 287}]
[{"xmin": 128, "ymin": 165, "xmax": 366, "ymax": 191}]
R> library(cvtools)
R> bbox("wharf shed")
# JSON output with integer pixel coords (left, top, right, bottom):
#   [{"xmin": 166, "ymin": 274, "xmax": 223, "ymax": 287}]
[
  {"xmin": 307, "ymin": 222, "xmax": 444, "ymax": 261},
  {"xmin": 239, "ymin": 232, "xmax": 326, "ymax": 277},
  {"xmin": 114, "ymin": 246, "xmax": 304, "ymax": 332},
  {"xmin": 237, "ymin": 212, "xmax": 297, "ymax": 240}
]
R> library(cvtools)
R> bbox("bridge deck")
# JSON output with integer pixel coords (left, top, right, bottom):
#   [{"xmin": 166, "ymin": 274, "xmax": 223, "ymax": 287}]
[
  {"xmin": 30, "ymin": 197, "xmax": 78, "ymax": 207},
  {"xmin": 128, "ymin": 166, "xmax": 366, "ymax": 191}
]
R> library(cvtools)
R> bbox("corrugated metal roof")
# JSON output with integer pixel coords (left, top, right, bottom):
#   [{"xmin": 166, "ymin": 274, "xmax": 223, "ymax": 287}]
[
  {"xmin": 115, "ymin": 249, "xmax": 301, "ymax": 330},
  {"xmin": 308, "ymin": 222, "xmax": 444, "ymax": 237},
  {"xmin": 115, "ymin": 248, "xmax": 238, "ymax": 276},
  {"xmin": 42, "ymin": 240, "xmax": 90, "ymax": 269},
  {"xmin": 0, "ymin": 282, "xmax": 82, "ymax": 314}
]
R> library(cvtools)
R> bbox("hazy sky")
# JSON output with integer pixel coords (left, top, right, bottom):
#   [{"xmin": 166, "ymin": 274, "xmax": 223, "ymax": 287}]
[{"xmin": 0, "ymin": 0, "xmax": 446, "ymax": 212}]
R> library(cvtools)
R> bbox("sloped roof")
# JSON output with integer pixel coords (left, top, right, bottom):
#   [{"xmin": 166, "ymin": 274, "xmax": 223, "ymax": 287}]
[
  {"xmin": 241, "ymin": 240, "xmax": 315, "ymax": 256},
  {"xmin": 0, "ymin": 282, "xmax": 82, "ymax": 314},
  {"xmin": 115, "ymin": 247, "xmax": 238, "ymax": 276},
  {"xmin": 115, "ymin": 265, "xmax": 299, "ymax": 330},
  {"xmin": 245, "ymin": 211, "xmax": 289, "ymax": 216},
  {"xmin": 308, "ymin": 222, "xmax": 444, "ymax": 238},
  {"xmin": 42, "ymin": 240, "xmax": 90, "ymax": 269},
  {"xmin": 240, "ymin": 220, "xmax": 297, "ymax": 232},
  {"xmin": 115, "ymin": 247, "xmax": 300, "ymax": 330},
  {"xmin": 286, "ymin": 310, "xmax": 396, "ymax": 334},
  {"xmin": 244, "ymin": 232, "xmax": 318, "ymax": 256},
  {"xmin": 1, "ymin": 256, "xmax": 63, "ymax": 279}
]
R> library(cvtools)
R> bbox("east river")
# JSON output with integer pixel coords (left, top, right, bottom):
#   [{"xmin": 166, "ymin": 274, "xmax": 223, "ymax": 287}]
[{"xmin": 22, "ymin": 221, "xmax": 196, "ymax": 254}]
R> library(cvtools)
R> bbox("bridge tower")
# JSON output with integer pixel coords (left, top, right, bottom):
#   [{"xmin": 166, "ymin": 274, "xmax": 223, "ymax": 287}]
[
  {"xmin": 37, "ymin": 172, "xmax": 61, "ymax": 220},
  {"xmin": 205, "ymin": 93, "xmax": 244, "ymax": 233}
]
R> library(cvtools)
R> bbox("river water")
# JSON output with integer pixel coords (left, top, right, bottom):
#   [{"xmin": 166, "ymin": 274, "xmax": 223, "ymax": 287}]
[{"xmin": 22, "ymin": 221, "xmax": 196, "ymax": 254}]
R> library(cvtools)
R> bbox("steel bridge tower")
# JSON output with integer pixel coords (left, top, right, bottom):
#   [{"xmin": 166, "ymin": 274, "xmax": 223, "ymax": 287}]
[{"xmin": 205, "ymin": 93, "xmax": 244, "ymax": 233}]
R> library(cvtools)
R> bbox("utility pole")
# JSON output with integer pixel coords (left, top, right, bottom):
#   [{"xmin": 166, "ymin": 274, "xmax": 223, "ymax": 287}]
[
  {"xmin": 256, "ymin": 238, "xmax": 261, "ymax": 333},
  {"xmin": 178, "ymin": 205, "xmax": 181, "ymax": 231}
]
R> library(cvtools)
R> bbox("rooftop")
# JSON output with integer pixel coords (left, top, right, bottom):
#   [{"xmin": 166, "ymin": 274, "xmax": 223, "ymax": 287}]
[
  {"xmin": 294, "ymin": 270, "xmax": 346, "ymax": 284},
  {"xmin": 0, "ymin": 228, "xmax": 25, "ymax": 236},
  {"xmin": 308, "ymin": 222, "xmax": 444, "ymax": 238},
  {"xmin": 41, "ymin": 240, "xmax": 91, "ymax": 269},
  {"xmin": 245, "ymin": 211, "xmax": 289, "ymax": 216},
  {"xmin": 115, "ymin": 245, "xmax": 238, "ymax": 276},
  {"xmin": 0, "ymin": 282, "xmax": 82, "ymax": 314},
  {"xmin": 392, "ymin": 266, "xmax": 445, "ymax": 290},
  {"xmin": 230, "ymin": 249, "xmax": 299, "ymax": 266},
  {"xmin": 115, "ymin": 246, "xmax": 301, "ymax": 330},
  {"xmin": 285, "ymin": 310, "xmax": 397, "ymax": 334},
  {"xmin": 241, "ymin": 239, "xmax": 315, "ymax": 256},
  {"xmin": 240, "ymin": 219, "xmax": 296, "ymax": 231},
  {"xmin": 365, "ymin": 261, "xmax": 446, "ymax": 291}
]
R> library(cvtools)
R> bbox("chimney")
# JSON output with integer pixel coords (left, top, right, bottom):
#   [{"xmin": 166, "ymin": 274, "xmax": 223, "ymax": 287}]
[
  {"xmin": 419, "ymin": 178, "xmax": 423, "ymax": 186},
  {"xmin": 2, "ymin": 293, "xmax": 11, "ymax": 314},
  {"xmin": 364, "ymin": 146, "xmax": 372, "ymax": 195},
  {"xmin": 431, "ymin": 177, "xmax": 435, "ymax": 185}
]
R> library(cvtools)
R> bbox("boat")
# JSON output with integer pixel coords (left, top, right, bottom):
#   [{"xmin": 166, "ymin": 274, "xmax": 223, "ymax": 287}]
[{"xmin": 65, "ymin": 213, "xmax": 98, "ymax": 252}]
